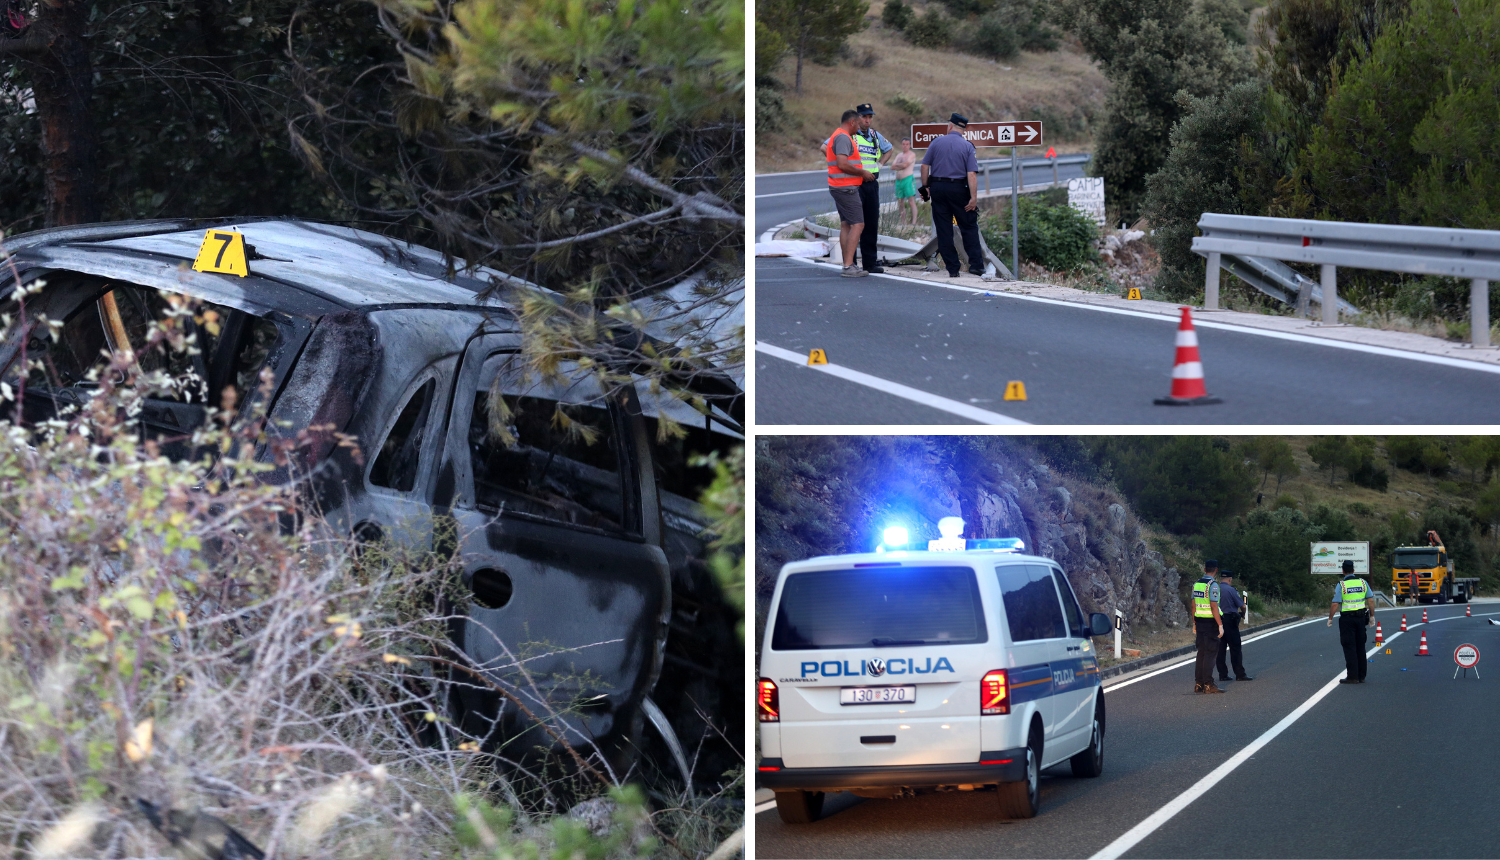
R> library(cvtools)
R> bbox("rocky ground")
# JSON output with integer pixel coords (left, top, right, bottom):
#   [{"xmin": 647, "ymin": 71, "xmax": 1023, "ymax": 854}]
[{"xmin": 754, "ymin": 436, "xmax": 1194, "ymax": 641}]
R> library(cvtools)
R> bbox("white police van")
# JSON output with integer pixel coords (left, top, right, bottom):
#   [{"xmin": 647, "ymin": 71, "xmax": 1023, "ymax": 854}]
[{"xmin": 756, "ymin": 521, "xmax": 1112, "ymax": 823}]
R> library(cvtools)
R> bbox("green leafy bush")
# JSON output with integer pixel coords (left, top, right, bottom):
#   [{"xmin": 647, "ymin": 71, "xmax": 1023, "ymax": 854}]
[
  {"xmin": 883, "ymin": 0, "xmax": 915, "ymax": 30},
  {"xmin": 887, "ymin": 92, "xmax": 926, "ymax": 118},
  {"xmin": 757, "ymin": 87, "xmax": 795, "ymax": 132},
  {"xmin": 968, "ymin": 11, "xmax": 1021, "ymax": 57},
  {"xmin": 983, "ymin": 196, "xmax": 1100, "ymax": 272},
  {"xmin": 905, "ymin": 7, "xmax": 954, "ymax": 47}
]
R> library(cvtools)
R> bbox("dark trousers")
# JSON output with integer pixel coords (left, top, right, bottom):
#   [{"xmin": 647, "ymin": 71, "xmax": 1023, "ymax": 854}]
[
  {"xmin": 856, "ymin": 179, "xmax": 881, "ymax": 270},
  {"xmin": 928, "ymin": 181, "xmax": 984, "ymax": 275},
  {"xmin": 1194, "ymin": 618, "xmax": 1219, "ymax": 687},
  {"xmin": 1339, "ymin": 611, "xmax": 1369, "ymax": 680},
  {"xmin": 1216, "ymin": 613, "xmax": 1246, "ymax": 679}
]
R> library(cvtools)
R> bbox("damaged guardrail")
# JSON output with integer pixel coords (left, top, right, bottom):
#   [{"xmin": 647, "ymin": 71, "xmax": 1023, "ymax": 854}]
[{"xmin": 1192, "ymin": 213, "xmax": 1500, "ymax": 347}]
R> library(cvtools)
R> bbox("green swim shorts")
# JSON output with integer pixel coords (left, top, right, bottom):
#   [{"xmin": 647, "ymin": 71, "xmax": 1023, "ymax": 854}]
[{"xmin": 895, "ymin": 174, "xmax": 917, "ymax": 199}]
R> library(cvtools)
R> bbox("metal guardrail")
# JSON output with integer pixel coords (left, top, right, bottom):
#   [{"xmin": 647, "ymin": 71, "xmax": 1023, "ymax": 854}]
[{"xmin": 1191, "ymin": 213, "xmax": 1500, "ymax": 347}]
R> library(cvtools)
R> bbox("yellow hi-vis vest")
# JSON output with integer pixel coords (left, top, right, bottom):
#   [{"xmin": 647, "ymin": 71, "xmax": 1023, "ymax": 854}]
[
  {"xmin": 854, "ymin": 129, "xmax": 882, "ymax": 176},
  {"xmin": 1192, "ymin": 579, "xmax": 1218, "ymax": 618},
  {"xmin": 1339, "ymin": 576, "xmax": 1369, "ymax": 611}
]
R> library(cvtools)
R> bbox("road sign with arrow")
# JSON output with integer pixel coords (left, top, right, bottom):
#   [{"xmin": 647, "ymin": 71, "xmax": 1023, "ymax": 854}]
[{"xmin": 910, "ymin": 121, "xmax": 1044, "ymax": 148}]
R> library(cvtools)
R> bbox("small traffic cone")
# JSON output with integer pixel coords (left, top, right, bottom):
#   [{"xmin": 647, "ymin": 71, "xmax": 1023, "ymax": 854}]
[
  {"xmin": 1466, "ymin": 603, "xmax": 1472, "ymax": 617},
  {"xmin": 1400, "ymin": 614, "xmax": 1408, "ymax": 631},
  {"xmin": 1375, "ymin": 622, "xmax": 1383, "ymax": 645},
  {"xmin": 1154, "ymin": 307, "xmax": 1223, "ymax": 406},
  {"xmin": 1423, "ymin": 608, "xmax": 1429, "ymax": 624},
  {"xmin": 1416, "ymin": 630, "xmax": 1430, "ymax": 656}
]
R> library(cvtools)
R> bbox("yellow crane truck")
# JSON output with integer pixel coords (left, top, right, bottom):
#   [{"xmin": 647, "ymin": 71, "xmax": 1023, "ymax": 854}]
[{"xmin": 1391, "ymin": 531, "xmax": 1478, "ymax": 604}]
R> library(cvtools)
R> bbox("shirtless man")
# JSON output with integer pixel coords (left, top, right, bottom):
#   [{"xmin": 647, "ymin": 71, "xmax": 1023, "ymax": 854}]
[{"xmin": 891, "ymin": 137, "xmax": 920, "ymax": 226}]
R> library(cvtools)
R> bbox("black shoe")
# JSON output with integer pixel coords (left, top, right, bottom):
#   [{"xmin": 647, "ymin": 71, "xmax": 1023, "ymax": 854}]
[
  {"xmin": 969, "ymin": 267, "xmax": 985, "ymax": 276},
  {"xmin": 1356, "ymin": 679, "xmax": 1366, "ymax": 683},
  {"xmin": 1339, "ymin": 679, "xmax": 1357, "ymax": 684},
  {"xmin": 1236, "ymin": 676, "xmax": 1254, "ymax": 681},
  {"xmin": 1218, "ymin": 676, "xmax": 1231, "ymax": 683},
  {"xmin": 865, "ymin": 265, "xmax": 885, "ymax": 274},
  {"xmin": 948, "ymin": 270, "xmax": 961, "ymax": 277}
]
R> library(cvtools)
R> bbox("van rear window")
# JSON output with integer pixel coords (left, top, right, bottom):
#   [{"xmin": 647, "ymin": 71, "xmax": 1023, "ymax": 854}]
[{"xmin": 771, "ymin": 566, "xmax": 987, "ymax": 651}]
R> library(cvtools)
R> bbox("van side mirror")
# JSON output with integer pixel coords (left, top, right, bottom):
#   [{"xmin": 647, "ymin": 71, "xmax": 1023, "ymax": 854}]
[{"xmin": 1089, "ymin": 613, "xmax": 1111, "ymax": 637}]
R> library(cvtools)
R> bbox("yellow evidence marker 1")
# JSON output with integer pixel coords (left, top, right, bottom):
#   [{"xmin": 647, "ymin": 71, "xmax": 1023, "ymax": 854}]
[
  {"xmin": 1004, "ymin": 381, "xmax": 1027, "ymax": 401},
  {"xmin": 1126, "ymin": 287, "xmax": 1142, "ymax": 300},
  {"xmin": 807, "ymin": 348, "xmax": 828, "ymax": 366},
  {"xmin": 192, "ymin": 229, "xmax": 250, "ymax": 277}
]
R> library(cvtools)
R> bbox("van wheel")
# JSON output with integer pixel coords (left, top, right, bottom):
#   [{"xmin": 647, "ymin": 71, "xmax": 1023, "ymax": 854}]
[
  {"xmin": 1070, "ymin": 703, "xmax": 1105, "ymax": 778},
  {"xmin": 774, "ymin": 790, "xmax": 824, "ymax": 824},
  {"xmin": 996, "ymin": 730, "xmax": 1041, "ymax": 819}
]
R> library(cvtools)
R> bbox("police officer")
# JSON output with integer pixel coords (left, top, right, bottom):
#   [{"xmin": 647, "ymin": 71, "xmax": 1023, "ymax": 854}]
[
  {"xmin": 853, "ymin": 104, "xmax": 894, "ymax": 274},
  {"xmin": 1192, "ymin": 560, "xmax": 1225, "ymax": 694},
  {"xmin": 919, "ymin": 113, "xmax": 986, "ymax": 278},
  {"xmin": 1215, "ymin": 570, "xmax": 1253, "ymax": 682},
  {"xmin": 1327, "ymin": 559, "xmax": 1373, "ymax": 684}
]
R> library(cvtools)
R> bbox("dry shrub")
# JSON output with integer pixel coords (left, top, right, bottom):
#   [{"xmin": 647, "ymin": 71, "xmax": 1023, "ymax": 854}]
[{"xmin": 0, "ymin": 289, "xmax": 740, "ymax": 858}]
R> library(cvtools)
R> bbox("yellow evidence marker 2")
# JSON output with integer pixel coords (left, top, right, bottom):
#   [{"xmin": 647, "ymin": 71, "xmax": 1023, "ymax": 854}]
[
  {"xmin": 807, "ymin": 349, "xmax": 828, "ymax": 366},
  {"xmin": 1004, "ymin": 381, "xmax": 1027, "ymax": 400},
  {"xmin": 1126, "ymin": 287, "xmax": 1142, "ymax": 300},
  {"xmin": 192, "ymin": 229, "xmax": 250, "ymax": 277}
]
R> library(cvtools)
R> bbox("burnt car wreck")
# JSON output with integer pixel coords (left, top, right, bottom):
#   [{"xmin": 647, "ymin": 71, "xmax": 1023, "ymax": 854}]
[{"xmin": 0, "ymin": 218, "xmax": 744, "ymax": 791}]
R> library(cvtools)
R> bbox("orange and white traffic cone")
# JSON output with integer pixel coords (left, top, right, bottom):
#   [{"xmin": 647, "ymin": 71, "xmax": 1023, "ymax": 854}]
[
  {"xmin": 1416, "ymin": 630, "xmax": 1430, "ymax": 656},
  {"xmin": 1154, "ymin": 307, "xmax": 1223, "ymax": 406},
  {"xmin": 1423, "ymin": 608, "xmax": 1429, "ymax": 624},
  {"xmin": 1375, "ymin": 622, "xmax": 1383, "ymax": 645},
  {"xmin": 1466, "ymin": 603, "xmax": 1472, "ymax": 617},
  {"xmin": 1401, "ymin": 614, "xmax": 1408, "ymax": 631}
]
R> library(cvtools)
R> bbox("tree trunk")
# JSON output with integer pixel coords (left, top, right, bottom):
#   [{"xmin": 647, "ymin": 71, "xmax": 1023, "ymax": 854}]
[
  {"xmin": 26, "ymin": 0, "xmax": 99, "ymax": 226},
  {"xmin": 794, "ymin": 42, "xmax": 805, "ymax": 95}
]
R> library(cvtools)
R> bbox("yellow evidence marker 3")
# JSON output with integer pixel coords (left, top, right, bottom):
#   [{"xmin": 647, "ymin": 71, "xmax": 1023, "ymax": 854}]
[{"xmin": 192, "ymin": 229, "xmax": 250, "ymax": 277}]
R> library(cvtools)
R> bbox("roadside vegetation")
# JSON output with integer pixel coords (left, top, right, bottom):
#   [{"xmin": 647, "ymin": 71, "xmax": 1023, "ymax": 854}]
[
  {"xmin": 0, "ymin": 307, "xmax": 742, "ymax": 857},
  {"xmin": 1034, "ymin": 436, "xmax": 1500, "ymax": 606}
]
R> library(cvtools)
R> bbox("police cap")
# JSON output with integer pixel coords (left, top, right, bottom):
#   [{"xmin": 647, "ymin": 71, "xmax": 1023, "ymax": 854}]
[
  {"xmin": 856, "ymin": 103, "xmax": 875, "ymax": 115},
  {"xmin": 949, "ymin": 112, "xmax": 969, "ymax": 128},
  {"xmin": 1220, "ymin": 570, "xmax": 1233, "ymax": 579},
  {"xmin": 1204, "ymin": 558, "xmax": 1218, "ymax": 571},
  {"xmin": 1342, "ymin": 560, "xmax": 1355, "ymax": 573}
]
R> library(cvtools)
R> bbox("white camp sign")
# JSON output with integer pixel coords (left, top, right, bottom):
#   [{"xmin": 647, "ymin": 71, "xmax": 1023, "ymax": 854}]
[
  {"xmin": 1068, "ymin": 177, "xmax": 1106, "ymax": 228},
  {"xmin": 1311, "ymin": 541, "xmax": 1370, "ymax": 575}
]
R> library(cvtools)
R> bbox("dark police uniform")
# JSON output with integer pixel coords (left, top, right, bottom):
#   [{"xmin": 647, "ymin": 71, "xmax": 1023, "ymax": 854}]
[
  {"xmin": 1191, "ymin": 569, "xmax": 1224, "ymax": 693},
  {"xmin": 1215, "ymin": 573, "xmax": 1253, "ymax": 681},
  {"xmin": 1331, "ymin": 560, "xmax": 1372, "ymax": 683},
  {"xmin": 853, "ymin": 104, "xmax": 892, "ymax": 273},
  {"xmin": 919, "ymin": 113, "xmax": 985, "ymax": 277}
]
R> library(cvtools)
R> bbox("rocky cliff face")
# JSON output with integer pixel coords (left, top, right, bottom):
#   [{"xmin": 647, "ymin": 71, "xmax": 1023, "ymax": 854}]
[{"xmin": 756, "ymin": 436, "xmax": 1191, "ymax": 630}]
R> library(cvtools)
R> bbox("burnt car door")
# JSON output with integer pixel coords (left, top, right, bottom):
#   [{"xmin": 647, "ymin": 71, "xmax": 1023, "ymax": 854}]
[{"xmin": 439, "ymin": 333, "xmax": 670, "ymax": 775}]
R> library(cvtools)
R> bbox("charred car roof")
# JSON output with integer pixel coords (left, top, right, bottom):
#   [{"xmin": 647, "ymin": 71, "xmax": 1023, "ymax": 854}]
[{"xmin": 2, "ymin": 217, "xmax": 535, "ymax": 315}]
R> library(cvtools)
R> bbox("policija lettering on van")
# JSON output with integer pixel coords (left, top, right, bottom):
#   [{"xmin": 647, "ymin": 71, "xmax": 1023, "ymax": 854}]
[{"xmin": 785, "ymin": 657, "xmax": 958, "ymax": 681}]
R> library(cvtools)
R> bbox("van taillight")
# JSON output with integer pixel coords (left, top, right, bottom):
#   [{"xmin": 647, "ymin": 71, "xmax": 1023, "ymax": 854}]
[
  {"xmin": 981, "ymin": 669, "xmax": 1009, "ymax": 715},
  {"xmin": 758, "ymin": 678, "xmax": 780, "ymax": 722}
]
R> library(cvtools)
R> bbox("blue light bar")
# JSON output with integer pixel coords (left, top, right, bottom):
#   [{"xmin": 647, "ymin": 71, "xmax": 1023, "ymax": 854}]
[
  {"xmin": 966, "ymin": 537, "xmax": 1025, "ymax": 552},
  {"xmin": 883, "ymin": 526, "xmax": 910, "ymax": 548}
]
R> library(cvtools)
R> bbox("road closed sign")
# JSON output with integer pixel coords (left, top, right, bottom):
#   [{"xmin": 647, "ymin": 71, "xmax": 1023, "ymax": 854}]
[
  {"xmin": 1455, "ymin": 644, "xmax": 1479, "ymax": 668},
  {"xmin": 910, "ymin": 121, "xmax": 1043, "ymax": 148},
  {"xmin": 1311, "ymin": 541, "xmax": 1370, "ymax": 575}
]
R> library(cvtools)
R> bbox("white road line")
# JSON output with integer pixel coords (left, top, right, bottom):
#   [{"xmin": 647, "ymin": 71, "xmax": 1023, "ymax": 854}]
[
  {"xmin": 755, "ymin": 341, "xmax": 1028, "ymax": 425},
  {"xmin": 1102, "ymin": 617, "xmax": 1323, "ymax": 693},
  {"xmin": 1094, "ymin": 608, "xmax": 1500, "ymax": 860},
  {"xmin": 756, "ymin": 187, "xmax": 835, "ymax": 198},
  {"xmin": 754, "ymin": 800, "xmax": 776, "ymax": 814},
  {"xmin": 777, "ymin": 256, "xmax": 1500, "ymax": 376}
]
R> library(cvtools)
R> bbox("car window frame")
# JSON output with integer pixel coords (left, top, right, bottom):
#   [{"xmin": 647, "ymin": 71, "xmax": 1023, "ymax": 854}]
[
  {"xmin": 996, "ymin": 561, "xmax": 1071, "ymax": 643},
  {"xmin": 365, "ymin": 367, "xmax": 444, "ymax": 498}
]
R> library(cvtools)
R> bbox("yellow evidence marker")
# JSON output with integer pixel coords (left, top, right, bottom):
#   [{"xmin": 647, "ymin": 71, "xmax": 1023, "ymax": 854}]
[
  {"xmin": 1126, "ymin": 287, "xmax": 1142, "ymax": 300},
  {"xmin": 1004, "ymin": 381, "xmax": 1027, "ymax": 401},
  {"xmin": 192, "ymin": 229, "xmax": 250, "ymax": 277},
  {"xmin": 1386, "ymin": 649, "xmax": 1392, "ymax": 654},
  {"xmin": 807, "ymin": 349, "xmax": 828, "ymax": 366}
]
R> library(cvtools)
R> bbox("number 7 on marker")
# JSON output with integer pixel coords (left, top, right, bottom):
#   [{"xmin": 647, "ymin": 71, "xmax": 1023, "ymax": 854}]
[{"xmin": 212, "ymin": 232, "xmax": 233, "ymax": 267}]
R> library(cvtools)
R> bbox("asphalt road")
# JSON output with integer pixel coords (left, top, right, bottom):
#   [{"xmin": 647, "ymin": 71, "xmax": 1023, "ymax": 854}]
[
  {"xmin": 754, "ymin": 156, "xmax": 1092, "ymax": 237},
  {"xmin": 754, "ymin": 602, "xmax": 1500, "ymax": 859},
  {"xmin": 753, "ymin": 258, "xmax": 1500, "ymax": 424}
]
